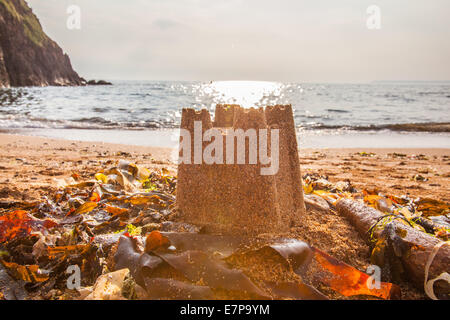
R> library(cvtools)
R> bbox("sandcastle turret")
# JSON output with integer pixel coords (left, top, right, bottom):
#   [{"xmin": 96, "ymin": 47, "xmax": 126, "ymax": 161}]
[
  {"xmin": 214, "ymin": 104, "xmax": 239, "ymax": 127},
  {"xmin": 176, "ymin": 104, "xmax": 305, "ymax": 235}
]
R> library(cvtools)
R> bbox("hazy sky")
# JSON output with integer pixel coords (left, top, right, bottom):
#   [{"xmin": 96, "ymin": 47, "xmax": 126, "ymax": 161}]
[{"xmin": 27, "ymin": 0, "xmax": 450, "ymax": 82}]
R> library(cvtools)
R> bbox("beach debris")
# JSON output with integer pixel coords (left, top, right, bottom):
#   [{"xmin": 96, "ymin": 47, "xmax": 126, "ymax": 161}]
[
  {"xmin": 113, "ymin": 231, "xmax": 395, "ymax": 300},
  {"xmin": 388, "ymin": 152, "xmax": 407, "ymax": 158},
  {"xmin": 337, "ymin": 199, "xmax": 450, "ymax": 299},
  {"xmin": 414, "ymin": 198, "xmax": 450, "ymax": 218},
  {"xmin": 424, "ymin": 241, "xmax": 450, "ymax": 300},
  {"xmin": 84, "ymin": 268, "xmax": 146, "ymax": 300},
  {"xmin": 144, "ymin": 278, "xmax": 214, "ymax": 300},
  {"xmin": 0, "ymin": 260, "xmax": 49, "ymax": 283},
  {"xmin": 144, "ymin": 231, "xmax": 170, "ymax": 253},
  {"xmin": 369, "ymin": 222, "xmax": 409, "ymax": 282},
  {"xmin": 111, "ymin": 227, "xmax": 396, "ymax": 300},
  {"xmin": 356, "ymin": 152, "xmax": 376, "ymax": 157},
  {"xmin": 412, "ymin": 174, "xmax": 428, "ymax": 182},
  {"xmin": 113, "ymin": 235, "xmax": 269, "ymax": 299},
  {"xmin": 265, "ymin": 281, "xmax": 328, "ymax": 300},
  {"xmin": 70, "ymin": 202, "xmax": 98, "ymax": 215},
  {"xmin": 412, "ymin": 154, "xmax": 429, "ymax": 161},
  {"xmin": 304, "ymin": 194, "xmax": 330, "ymax": 212},
  {"xmin": 302, "ymin": 174, "xmax": 449, "ymax": 241},
  {"xmin": 0, "ymin": 160, "xmax": 176, "ymax": 299},
  {"xmin": 157, "ymin": 250, "xmax": 270, "ymax": 298},
  {"xmin": 0, "ymin": 210, "xmax": 58, "ymax": 242},
  {"xmin": 311, "ymin": 247, "xmax": 400, "ymax": 299},
  {"xmin": 0, "ymin": 156, "xmax": 446, "ymax": 300},
  {"xmin": 0, "ymin": 263, "xmax": 28, "ymax": 300},
  {"xmin": 302, "ymin": 173, "xmax": 449, "ymax": 297},
  {"xmin": 245, "ymin": 239, "xmax": 313, "ymax": 275},
  {"xmin": 302, "ymin": 175, "xmax": 353, "ymax": 206},
  {"xmin": 46, "ymin": 244, "xmax": 93, "ymax": 261}
]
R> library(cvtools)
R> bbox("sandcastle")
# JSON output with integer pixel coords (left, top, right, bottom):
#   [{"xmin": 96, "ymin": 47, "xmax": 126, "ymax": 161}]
[{"xmin": 176, "ymin": 104, "xmax": 306, "ymax": 235}]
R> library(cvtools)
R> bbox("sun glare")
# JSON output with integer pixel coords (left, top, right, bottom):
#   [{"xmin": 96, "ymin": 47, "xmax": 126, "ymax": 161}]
[{"xmin": 200, "ymin": 81, "xmax": 284, "ymax": 109}]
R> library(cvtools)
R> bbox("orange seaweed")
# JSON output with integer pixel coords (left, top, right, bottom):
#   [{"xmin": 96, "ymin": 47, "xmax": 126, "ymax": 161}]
[
  {"xmin": 71, "ymin": 202, "xmax": 98, "ymax": 215},
  {"xmin": 312, "ymin": 247, "xmax": 400, "ymax": 299},
  {"xmin": 0, "ymin": 260, "xmax": 49, "ymax": 283},
  {"xmin": 105, "ymin": 205, "xmax": 129, "ymax": 217},
  {"xmin": 47, "ymin": 244, "xmax": 91, "ymax": 260},
  {"xmin": 0, "ymin": 210, "xmax": 57, "ymax": 243},
  {"xmin": 145, "ymin": 231, "xmax": 170, "ymax": 252}
]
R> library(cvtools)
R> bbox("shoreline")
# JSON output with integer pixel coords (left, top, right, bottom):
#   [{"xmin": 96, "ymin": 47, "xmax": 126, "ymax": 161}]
[{"xmin": 2, "ymin": 127, "xmax": 450, "ymax": 149}]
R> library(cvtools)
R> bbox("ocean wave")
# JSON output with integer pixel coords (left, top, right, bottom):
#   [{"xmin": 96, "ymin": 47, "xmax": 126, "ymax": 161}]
[
  {"xmin": 0, "ymin": 115, "xmax": 178, "ymax": 130},
  {"xmin": 300, "ymin": 122, "xmax": 450, "ymax": 133},
  {"xmin": 2, "ymin": 113, "xmax": 448, "ymax": 134},
  {"xmin": 325, "ymin": 109, "xmax": 350, "ymax": 113},
  {"xmin": 1, "ymin": 81, "xmax": 449, "ymax": 134}
]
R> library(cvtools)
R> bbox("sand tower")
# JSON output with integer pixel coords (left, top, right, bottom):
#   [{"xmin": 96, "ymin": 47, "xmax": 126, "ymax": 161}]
[{"xmin": 176, "ymin": 104, "xmax": 305, "ymax": 235}]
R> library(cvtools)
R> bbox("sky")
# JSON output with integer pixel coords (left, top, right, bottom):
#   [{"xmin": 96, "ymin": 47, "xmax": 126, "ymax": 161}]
[{"xmin": 27, "ymin": 0, "xmax": 450, "ymax": 82}]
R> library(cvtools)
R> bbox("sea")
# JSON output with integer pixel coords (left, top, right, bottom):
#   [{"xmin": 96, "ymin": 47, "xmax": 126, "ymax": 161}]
[{"xmin": 0, "ymin": 80, "xmax": 449, "ymax": 149}]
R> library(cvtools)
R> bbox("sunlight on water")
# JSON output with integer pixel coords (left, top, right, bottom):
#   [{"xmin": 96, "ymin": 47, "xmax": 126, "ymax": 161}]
[
  {"xmin": 198, "ymin": 81, "xmax": 284, "ymax": 109},
  {"xmin": 1, "ymin": 81, "xmax": 449, "ymax": 132}
]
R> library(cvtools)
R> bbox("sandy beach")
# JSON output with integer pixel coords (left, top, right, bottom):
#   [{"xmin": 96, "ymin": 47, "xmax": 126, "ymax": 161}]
[{"xmin": 1, "ymin": 133, "xmax": 448, "ymax": 204}]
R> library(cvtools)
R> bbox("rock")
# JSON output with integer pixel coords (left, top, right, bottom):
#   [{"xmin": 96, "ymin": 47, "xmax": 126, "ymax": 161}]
[
  {"xmin": 304, "ymin": 194, "xmax": 330, "ymax": 212},
  {"xmin": 0, "ymin": 0, "xmax": 84, "ymax": 87},
  {"xmin": 96, "ymin": 80, "xmax": 112, "ymax": 85},
  {"xmin": 87, "ymin": 79, "xmax": 112, "ymax": 85}
]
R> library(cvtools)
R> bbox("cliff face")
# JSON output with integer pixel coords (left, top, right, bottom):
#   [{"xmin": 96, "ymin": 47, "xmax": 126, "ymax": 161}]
[{"xmin": 0, "ymin": 0, "xmax": 83, "ymax": 87}]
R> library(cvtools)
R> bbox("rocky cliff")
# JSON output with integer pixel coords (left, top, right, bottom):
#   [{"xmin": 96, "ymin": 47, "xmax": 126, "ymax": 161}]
[{"xmin": 0, "ymin": 0, "xmax": 84, "ymax": 87}]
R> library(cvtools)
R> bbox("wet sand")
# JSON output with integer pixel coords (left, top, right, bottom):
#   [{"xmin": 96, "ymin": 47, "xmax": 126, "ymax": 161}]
[{"xmin": 300, "ymin": 147, "xmax": 450, "ymax": 202}]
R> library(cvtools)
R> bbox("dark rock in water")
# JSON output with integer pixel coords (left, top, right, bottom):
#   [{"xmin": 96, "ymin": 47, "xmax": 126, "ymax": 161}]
[
  {"xmin": 97, "ymin": 79, "xmax": 112, "ymax": 85},
  {"xmin": 87, "ymin": 79, "xmax": 113, "ymax": 85},
  {"xmin": 0, "ymin": 0, "xmax": 84, "ymax": 87}
]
